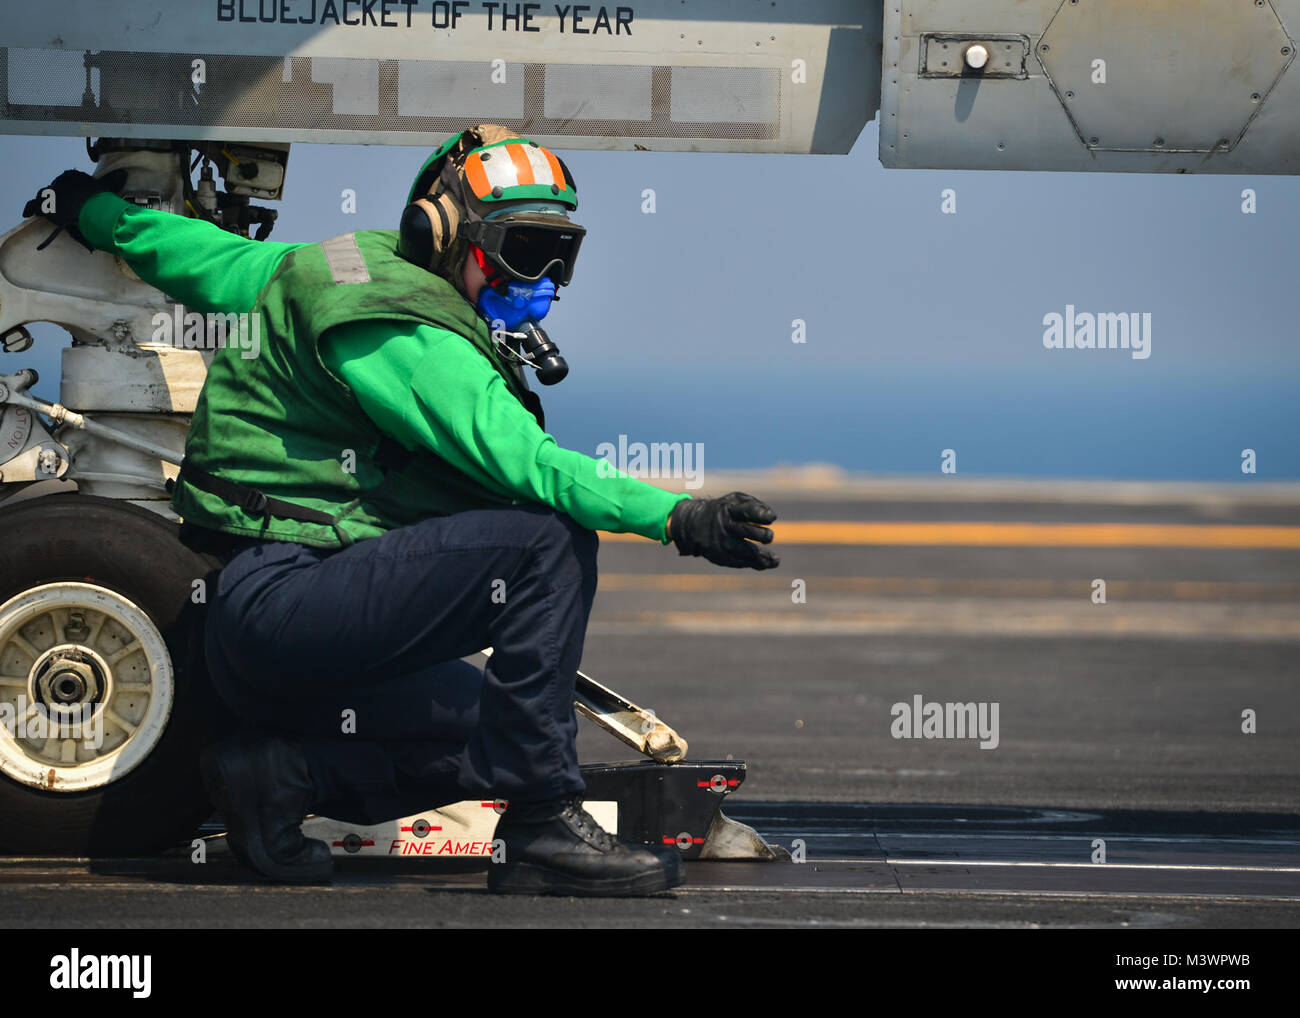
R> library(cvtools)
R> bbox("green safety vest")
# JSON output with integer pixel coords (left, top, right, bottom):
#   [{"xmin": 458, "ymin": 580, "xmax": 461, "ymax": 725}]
[{"xmin": 170, "ymin": 230, "xmax": 540, "ymax": 549}]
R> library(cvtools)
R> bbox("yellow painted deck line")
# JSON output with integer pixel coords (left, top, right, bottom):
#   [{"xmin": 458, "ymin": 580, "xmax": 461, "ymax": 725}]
[
  {"xmin": 601, "ymin": 522, "xmax": 1300, "ymax": 548},
  {"xmin": 590, "ymin": 610, "xmax": 1300, "ymax": 639},
  {"xmin": 595, "ymin": 574, "xmax": 1300, "ymax": 600}
]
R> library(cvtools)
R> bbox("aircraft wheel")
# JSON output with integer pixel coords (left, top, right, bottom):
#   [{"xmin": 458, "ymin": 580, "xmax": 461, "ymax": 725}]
[{"xmin": 0, "ymin": 494, "xmax": 231, "ymax": 855}]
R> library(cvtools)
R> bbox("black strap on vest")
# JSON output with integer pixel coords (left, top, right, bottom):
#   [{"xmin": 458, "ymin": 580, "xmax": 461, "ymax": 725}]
[
  {"xmin": 176, "ymin": 460, "xmax": 338, "ymax": 526},
  {"xmin": 175, "ymin": 437, "xmax": 416, "ymax": 530}
]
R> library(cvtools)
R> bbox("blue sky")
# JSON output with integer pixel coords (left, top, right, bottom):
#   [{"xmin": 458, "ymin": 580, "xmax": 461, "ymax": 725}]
[{"xmin": 3, "ymin": 119, "xmax": 1297, "ymax": 480}]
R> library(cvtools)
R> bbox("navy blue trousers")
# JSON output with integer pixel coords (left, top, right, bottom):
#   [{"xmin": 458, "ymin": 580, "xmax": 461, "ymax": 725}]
[{"xmin": 202, "ymin": 505, "xmax": 598, "ymax": 825}]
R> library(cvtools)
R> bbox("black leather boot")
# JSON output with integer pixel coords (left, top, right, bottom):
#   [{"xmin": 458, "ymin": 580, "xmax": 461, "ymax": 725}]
[
  {"xmin": 200, "ymin": 736, "xmax": 334, "ymax": 884},
  {"xmin": 488, "ymin": 797, "xmax": 684, "ymax": 897}
]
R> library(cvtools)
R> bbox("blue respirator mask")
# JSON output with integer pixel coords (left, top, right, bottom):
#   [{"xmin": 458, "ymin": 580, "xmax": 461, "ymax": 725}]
[
  {"xmin": 477, "ymin": 275, "xmax": 556, "ymax": 332},
  {"xmin": 473, "ymin": 248, "xmax": 569, "ymax": 385}
]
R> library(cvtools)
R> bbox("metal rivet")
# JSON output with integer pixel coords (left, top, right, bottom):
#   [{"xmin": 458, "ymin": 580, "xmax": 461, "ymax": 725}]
[{"xmin": 492, "ymin": 185, "xmax": 503, "ymax": 198}]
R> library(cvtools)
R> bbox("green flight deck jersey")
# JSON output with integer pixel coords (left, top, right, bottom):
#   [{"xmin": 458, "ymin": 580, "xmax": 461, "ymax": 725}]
[{"xmin": 76, "ymin": 192, "xmax": 689, "ymax": 549}]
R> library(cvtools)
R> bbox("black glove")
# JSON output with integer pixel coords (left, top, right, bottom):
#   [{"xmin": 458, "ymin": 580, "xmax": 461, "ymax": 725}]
[
  {"xmin": 23, "ymin": 169, "xmax": 127, "ymax": 251},
  {"xmin": 669, "ymin": 492, "xmax": 779, "ymax": 570}
]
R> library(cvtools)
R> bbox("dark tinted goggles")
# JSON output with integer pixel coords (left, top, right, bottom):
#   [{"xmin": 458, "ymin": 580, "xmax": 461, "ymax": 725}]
[{"xmin": 462, "ymin": 217, "xmax": 585, "ymax": 285}]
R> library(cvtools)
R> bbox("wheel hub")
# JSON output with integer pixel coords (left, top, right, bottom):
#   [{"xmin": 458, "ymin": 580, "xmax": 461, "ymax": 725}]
[
  {"xmin": 0, "ymin": 583, "xmax": 172, "ymax": 792},
  {"xmin": 31, "ymin": 646, "xmax": 109, "ymax": 719}
]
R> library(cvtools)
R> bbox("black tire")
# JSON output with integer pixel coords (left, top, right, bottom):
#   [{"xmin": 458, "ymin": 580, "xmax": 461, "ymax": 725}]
[{"xmin": 0, "ymin": 493, "xmax": 233, "ymax": 855}]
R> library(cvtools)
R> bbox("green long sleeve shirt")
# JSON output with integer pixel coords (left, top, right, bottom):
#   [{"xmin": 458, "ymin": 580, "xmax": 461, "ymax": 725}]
[{"xmin": 77, "ymin": 192, "xmax": 687, "ymax": 542}]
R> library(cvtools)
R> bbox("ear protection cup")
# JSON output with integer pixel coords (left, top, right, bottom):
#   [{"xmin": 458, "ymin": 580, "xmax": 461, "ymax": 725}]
[
  {"xmin": 397, "ymin": 202, "xmax": 435, "ymax": 270},
  {"xmin": 398, "ymin": 191, "xmax": 464, "ymax": 274}
]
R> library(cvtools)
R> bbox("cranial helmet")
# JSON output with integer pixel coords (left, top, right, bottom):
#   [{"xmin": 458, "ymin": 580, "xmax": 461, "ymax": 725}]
[{"xmin": 398, "ymin": 124, "xmax": 582, "ymax": 296}]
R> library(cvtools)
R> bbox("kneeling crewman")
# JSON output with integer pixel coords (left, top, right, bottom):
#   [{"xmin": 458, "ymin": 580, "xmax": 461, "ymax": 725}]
[{"xmin": 23, "ymin": 124, "xmax": 779, "ymax": 896}]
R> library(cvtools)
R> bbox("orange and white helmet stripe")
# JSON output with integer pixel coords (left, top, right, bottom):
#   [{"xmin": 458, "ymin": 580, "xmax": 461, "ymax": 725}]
[{"xmin": 462, "ymin": 142, "xmax": 567, "ymax": 199}]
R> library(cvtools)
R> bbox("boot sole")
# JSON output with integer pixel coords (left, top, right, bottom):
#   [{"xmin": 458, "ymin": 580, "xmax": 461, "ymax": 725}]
[
  {"xmin": 488, "ymin": 860, "xmax": 685, "ymax": 897},
  {"xmin": 200, "ymin": 745, "xmax": 333, "ymax": 885}
]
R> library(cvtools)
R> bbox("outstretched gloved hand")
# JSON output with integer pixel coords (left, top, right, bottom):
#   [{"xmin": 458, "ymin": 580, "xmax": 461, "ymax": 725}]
[
  {"xmin": 23, "ymin": 169, "xmax": 127, "ymax": 251},
  {"xmin": 668, "ymin": 492, "xmax": 779, "ymax": 570}
]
